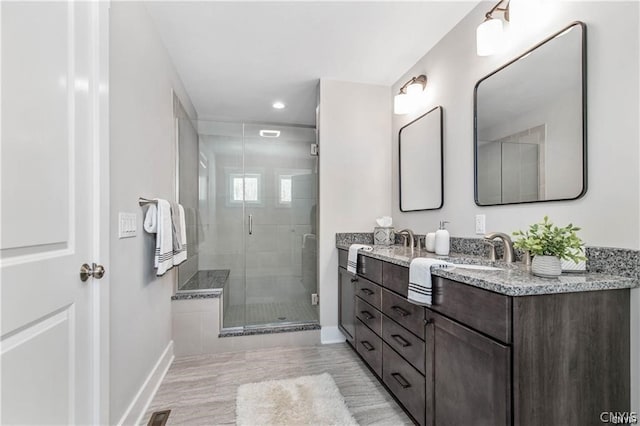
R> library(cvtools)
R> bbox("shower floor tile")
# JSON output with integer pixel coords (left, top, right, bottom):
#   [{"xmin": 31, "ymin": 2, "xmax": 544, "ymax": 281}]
[{"xmin": 223, "ymin": 300, "xmax": 318, "ymax": 328}]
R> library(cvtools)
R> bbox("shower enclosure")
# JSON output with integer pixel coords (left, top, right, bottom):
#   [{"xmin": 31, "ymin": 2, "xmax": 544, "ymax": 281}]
[{"xmin": 177, "ymin": 117, "xmax": 318, "ymax": 330}]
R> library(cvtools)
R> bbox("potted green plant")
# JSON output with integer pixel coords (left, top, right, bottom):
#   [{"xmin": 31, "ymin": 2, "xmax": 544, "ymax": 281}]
[{"xmin": 512, "ymin": 216, "xmax": 586, "ymax": 278}]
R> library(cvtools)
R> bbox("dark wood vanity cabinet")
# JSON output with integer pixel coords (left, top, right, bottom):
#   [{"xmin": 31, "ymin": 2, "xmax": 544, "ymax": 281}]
[
  {"xmin": 426, "ymin": 308, "xmax": 511, "ymax": 426},
  {"xmin": 338, "ymin": 267, "xmax": 356, "ymax": 345},
  {"xmin": 426, "ymin": 276, "xmax": 630, "ymax": 426},
  {"xmin": 339, "ymin": 251, "xmax": 427, "ymax": 425},
  {"xmin": 338, "ymin": 249, "xmax": 630, "ymax": 426}
]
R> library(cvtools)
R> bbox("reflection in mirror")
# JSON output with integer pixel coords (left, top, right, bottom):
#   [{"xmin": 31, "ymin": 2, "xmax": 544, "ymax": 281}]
[
  {"xmin": 399, "ymin": 105, "xmax": 443, "ymax": 211},
  {"xmin": 474, "ymin": 22, "xmax": 586, "ymax": 206}
]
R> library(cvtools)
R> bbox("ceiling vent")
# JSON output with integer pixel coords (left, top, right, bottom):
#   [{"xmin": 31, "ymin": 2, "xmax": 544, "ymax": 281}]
[{"xmin": 259, "ymin": 130, "xmax": 280, "ymax": 138}]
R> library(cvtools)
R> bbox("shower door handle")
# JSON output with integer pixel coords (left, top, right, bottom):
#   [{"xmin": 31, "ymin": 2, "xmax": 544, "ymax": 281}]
[{"xmin": 248, "ymin": 214, "xmax": 253, "ymax": 235}]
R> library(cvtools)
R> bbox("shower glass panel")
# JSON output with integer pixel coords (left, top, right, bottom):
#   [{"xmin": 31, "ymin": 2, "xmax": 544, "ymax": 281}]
[
  {"xmin": 243, "ymin": 123, "xmax": 318, "ymax": 328},
  {"xmin": 194, "ymin": 120, "xmax": 318, "ymax": 330},
  {"xmin": 197, "ymin": 121, "xmax": 246, "ymax": 328}
]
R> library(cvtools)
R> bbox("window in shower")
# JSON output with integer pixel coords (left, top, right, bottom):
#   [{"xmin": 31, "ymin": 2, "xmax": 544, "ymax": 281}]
[
  {"xmin": 229, "ymin": 173, "xmax": 261, "ymax": 204},
  {"xmin": 279, "ymin": 175, "xmax": 292, "ymax": 204}
]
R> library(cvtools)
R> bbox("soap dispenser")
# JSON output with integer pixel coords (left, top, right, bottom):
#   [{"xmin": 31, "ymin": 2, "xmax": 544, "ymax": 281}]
[{"xmin": 435, "ymin": 221, "xmax": 450, "ymax": 256}]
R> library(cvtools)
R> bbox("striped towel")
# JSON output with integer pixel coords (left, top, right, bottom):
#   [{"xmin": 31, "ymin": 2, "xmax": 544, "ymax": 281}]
[
  {"xmin": 143, "ymin": 199, "xmax": 174, "ymax": 276},
  {"xmin": 172, "ymin": 204, "xmax": 187, "ymax": 266},
  {"xmin": 347, "ymin": 244, "xmax": 373, "ymax": 274},
  {"xmin": 408, "ymin": 258, "xmax": 455, "ymax": 305}
]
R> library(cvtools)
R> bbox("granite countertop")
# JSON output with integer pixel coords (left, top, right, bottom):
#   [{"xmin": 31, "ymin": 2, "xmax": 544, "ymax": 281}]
[
  {"xmin": 171, "ymin": 269, "xmax": 229, "ymax": 300},
  {"xmin": 336, "ymin": 243, "xmax": 637, "ymax": 296}
]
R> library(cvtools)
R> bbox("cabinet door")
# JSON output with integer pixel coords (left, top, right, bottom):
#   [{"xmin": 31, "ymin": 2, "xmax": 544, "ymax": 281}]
[
  {"xmin": 338, "ymin": 267, "xmax": 356, "ymax": 345},
  {"xmin": 429, "ymin": 311, "xmax": 511, "ymax": 426}
]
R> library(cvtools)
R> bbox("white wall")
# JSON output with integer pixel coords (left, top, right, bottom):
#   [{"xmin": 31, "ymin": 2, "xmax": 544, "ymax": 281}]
[
  {"xmin": 390, "ymin": 1, "xmax": 639, "ymax": 408},
  {"xmin": 318, "ymin": 80, "xmax": 392, "ymax": 342},
  {"xmin": 109, "ymin": 3, "xmax": 197, "ymax": 423}
]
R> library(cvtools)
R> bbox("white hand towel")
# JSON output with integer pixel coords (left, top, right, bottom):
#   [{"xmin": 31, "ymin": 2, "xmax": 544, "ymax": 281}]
[
  {"xmin": 408, "ymin": 258, "xmax": 455, "ymax": 305},
  {"xmin": 173, "ymin": 204, "xmax": 188, "ymax": 266},
  {"xmin": 143, "ymin": 204, "xmax": 158, "ymax": 233},
  {"xmin": 144, "ymin": 199, "xmax": 174, "ymax": 276},
  {"xmin": 347, "ymin": 244, "xmax": 373, "ymax": 274}
]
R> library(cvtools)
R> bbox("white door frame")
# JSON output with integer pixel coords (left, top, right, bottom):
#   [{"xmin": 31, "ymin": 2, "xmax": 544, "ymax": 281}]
[{"xmin": 89, "ymin": 1, "xmax": 110, "ymax": 424}]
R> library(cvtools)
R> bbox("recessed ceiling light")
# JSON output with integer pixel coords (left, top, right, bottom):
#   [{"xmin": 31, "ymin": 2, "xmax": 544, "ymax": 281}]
[
  {"xmin": 272, "ymin": 101, "xmax": 286, "ymax": 110},
  {"xmin": 260, "ymin": 130, "xmax": 281, "ymax": 138}
]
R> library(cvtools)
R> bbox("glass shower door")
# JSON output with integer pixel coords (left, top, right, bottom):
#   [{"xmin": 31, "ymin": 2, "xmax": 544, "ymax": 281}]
[{"xmin": 243, "ymin": 123, "xmax": 318, "ymax": 327}]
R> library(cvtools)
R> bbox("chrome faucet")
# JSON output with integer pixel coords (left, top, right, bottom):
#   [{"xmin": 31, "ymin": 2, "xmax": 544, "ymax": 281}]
[
  {"xmin": 484, "ymin": 232, "xmax": 515, "ymax": 263},
  {"xmin": 396, "ymin": 228, "xmax": 416, "ymax": 249}
]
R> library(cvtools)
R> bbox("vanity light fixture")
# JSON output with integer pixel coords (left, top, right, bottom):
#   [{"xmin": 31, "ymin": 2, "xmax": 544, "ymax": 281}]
[
  {"xmin": 477, "ymin": 0, "xmax": 510, "ymax": 56},
  {"xmin": 393, "ymin": 74, "xmax": 427, "ymax": 115},
  {"xmin": 272, "ymin": 101, "xmax": 286, "ymax": 109},
  {"xmin": 259, "ymin": 129, "xmax": 280, "ymax": 138}
]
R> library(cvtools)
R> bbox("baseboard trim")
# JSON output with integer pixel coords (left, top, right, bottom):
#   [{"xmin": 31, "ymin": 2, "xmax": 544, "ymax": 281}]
[
  {"xmin": 117, "ymin": 340, "xmax": 174, "ymax": 426},
  {"xmin": 321, "ymin": 326, "xmax": 346, "ymax": 344}
]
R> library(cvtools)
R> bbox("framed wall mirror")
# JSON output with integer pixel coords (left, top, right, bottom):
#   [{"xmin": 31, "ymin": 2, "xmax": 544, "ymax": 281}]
[
  {"xmin": 474, "ymin": 21, "xmax": 586, "ymax": 206},
  {"xmin": 399, "ymin": 105, "xmax": 444, "ymax": 211}
]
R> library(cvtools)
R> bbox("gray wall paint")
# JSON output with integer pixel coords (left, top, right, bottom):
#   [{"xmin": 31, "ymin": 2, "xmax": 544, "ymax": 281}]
[
  {"xmin": 391, "ymin": 1, "xmax": 639, "ymax": 408},
  {"xmin": 318, "ymin": 80, "xmax": 392, "ymax": 341},
  {"xmin": 109, "ymin": 3, "xmax": 197, "ymax": 422}
]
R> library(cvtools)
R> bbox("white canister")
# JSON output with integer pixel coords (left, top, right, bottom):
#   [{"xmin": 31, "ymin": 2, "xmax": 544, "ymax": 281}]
[{"xmin": 425, "ymin": 232, "xmax": 436, "ymax": 252}]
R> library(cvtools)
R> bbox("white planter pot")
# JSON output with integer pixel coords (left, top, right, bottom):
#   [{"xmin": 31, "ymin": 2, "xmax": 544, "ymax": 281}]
[{"xmin": 531, "ymin": 255, "xmax": 562, "ymax": 278}]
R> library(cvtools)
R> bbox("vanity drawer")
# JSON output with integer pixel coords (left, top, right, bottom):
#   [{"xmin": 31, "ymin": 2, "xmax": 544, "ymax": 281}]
[
  {"xmin": 382, "ymin": 262, "xmax": 409, "ymax": 297},
  {"xmin": 355, "ymin": 277, "xmax": 382, "ymax": 310},
  {"xmin": 430, "ymin": 276, "xmax": 512, "ymax": 344},
  {"xmin": 356, "ymin": 297, "xmax": 382, "ymax": 336},
  {"xmin": 356, "ymin": 319, "xmax": 382, "ymax": 377},
  {"xmin": 382, "ymin": 315, "xmax": 425, "ymax": 374},
  {"xmin": 338, "ymin": 249, "xmax": 348, "ymax": 269},
  {"xmin": 358, "ymin": 255, "xmax": 382, "ymax": 284},
  {"xmin": 382, "ymin": 288, "xmax": 425, "ymax": 340},
  {"xmin": 337, "ymin": 249, "xmax": 382, "ymax": 284},
  {"xmin": 383, "ymin": 342, "xmax": 426, "ymax": 426}
]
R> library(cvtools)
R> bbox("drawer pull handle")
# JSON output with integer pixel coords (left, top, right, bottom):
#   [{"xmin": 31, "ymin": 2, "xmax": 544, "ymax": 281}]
[
  {"xmin": 391, "ymin": 306, "xmax": 410, "ymax": 317},
  {"xmin": 360, "ymin": 310, "xmax": 375, "ymax": 320},
  {"xmin": 360, "ymin": 288, "xmax": 374, "ymax": 296},
  {"xmin": 391, "ymin": 334, "xmax": 411, "ymax": 347},
  {"xmin": 391, "ymin": 372, "xmax": 411, "ymax": 389},
  {"xmin": 360, "ymin": 341, "xmax": 375, "ymax": 351},
  {"xmin": 350, "ymin": 277, "xmax": 358, "ymax": 283}
]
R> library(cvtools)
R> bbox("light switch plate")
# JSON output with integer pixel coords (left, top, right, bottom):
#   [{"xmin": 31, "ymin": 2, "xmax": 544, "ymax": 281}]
[
  {"xmin": 475, "ymin": 214, "xmax": 486, "ymax": 234},
  {"xmin": 119, "ymin": 213, "xmax": 137, "ymax": 238}
]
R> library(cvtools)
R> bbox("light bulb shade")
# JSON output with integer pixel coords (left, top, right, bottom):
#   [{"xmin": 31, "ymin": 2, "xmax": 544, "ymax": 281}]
[
  {"xmin": 406, "ymin": 82, "xmax": 424, "ymax": 96},
  {"xmin": 394, "ymin": 93, "xmax": 410, "ymax": 115},
  {"xmin": 477, "ymin": 18, "xmax": 504, "ymax": 56}
]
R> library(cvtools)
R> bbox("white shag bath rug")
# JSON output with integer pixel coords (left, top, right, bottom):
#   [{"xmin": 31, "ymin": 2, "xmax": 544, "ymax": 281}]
[{"xmin": 236, "ymin": 372, "xmax": 358, "ymax": 426}]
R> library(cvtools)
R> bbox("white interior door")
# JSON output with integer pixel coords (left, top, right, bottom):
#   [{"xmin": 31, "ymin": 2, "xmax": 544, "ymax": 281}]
[{"xmin": 1, "ymin": 1, "xmax": 109, "ymax": 424}]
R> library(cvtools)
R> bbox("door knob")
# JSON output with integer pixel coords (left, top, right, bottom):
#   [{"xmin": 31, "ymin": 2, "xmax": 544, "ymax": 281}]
[{"xmin": 80, "ymin": 263, "xmax": 106, "ymax": 282}]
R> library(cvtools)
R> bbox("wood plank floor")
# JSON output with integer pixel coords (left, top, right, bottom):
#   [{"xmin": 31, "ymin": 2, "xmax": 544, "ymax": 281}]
[{"xmin": 142, "ymin": 343, "xmax": 412, "ymax": 425}]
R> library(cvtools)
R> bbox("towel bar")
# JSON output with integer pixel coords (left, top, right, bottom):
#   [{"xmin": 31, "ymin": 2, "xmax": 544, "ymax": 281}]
[{"xmin": 138, "ymin": 197, "xmax": 157, "ymax": 206}]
